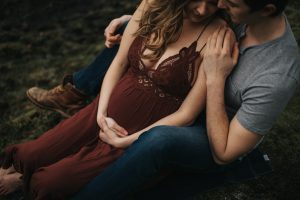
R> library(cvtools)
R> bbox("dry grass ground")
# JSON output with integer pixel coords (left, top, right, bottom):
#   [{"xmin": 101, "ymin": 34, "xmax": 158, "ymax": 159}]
[{"xmin": 0, "ymin": 0, "xmax": 299, "ymax": 199}]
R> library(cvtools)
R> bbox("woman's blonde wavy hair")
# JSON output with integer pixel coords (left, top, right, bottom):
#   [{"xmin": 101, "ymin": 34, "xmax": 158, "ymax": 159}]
[{"xmin": 134, "ymin": 0, "xmax": 190, "ymax": 61}]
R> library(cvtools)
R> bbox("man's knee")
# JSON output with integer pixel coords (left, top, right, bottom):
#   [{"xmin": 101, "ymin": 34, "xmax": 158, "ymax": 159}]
[{"xmin": 134, "ymin": 126, "xmax": 184, "ymax": 156}]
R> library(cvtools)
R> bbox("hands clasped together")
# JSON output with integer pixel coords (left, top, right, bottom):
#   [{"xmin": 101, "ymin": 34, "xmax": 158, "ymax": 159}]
[{"xmin": 97, "ymin": 115, "xmax": 130, "ymax": 149}]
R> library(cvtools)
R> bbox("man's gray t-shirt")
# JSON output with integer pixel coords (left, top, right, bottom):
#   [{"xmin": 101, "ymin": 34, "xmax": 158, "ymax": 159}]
[{"xmin": 225, "ymin": 16, "xmax": 300, "ymax": 135}]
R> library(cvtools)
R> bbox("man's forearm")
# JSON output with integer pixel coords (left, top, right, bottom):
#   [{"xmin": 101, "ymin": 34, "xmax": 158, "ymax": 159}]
[
  {"xmin": 206, "ymin": 78, "xmax": 230, "ymax": 164},
  {"xmin": 120, "ymin": 15, "xmax": 132, "ymax": 23}
]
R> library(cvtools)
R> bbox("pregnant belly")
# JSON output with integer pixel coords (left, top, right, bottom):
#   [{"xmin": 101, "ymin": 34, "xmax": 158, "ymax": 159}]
[{"xmin": 106, "ymin": 76, "xmax": 179, "ymax": 134}]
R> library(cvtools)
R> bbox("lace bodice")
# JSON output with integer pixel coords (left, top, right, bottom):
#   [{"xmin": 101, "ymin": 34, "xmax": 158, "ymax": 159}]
[{"xmin": 127, "ymin": 36, "xmax": 202, "ymax": 102}]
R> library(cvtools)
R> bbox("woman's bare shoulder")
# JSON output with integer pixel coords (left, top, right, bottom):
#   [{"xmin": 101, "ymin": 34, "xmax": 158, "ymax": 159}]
[
  {"xmin": 211, "ymin": 17, "xmax": 228, "ymax": 29},
  {"xmin": 204, "ymin": 17, "xmax": 229, "ymax": 36},
  {"xmin": 195, "ymin": 17, "xmax": 229, "ymax": 52}
]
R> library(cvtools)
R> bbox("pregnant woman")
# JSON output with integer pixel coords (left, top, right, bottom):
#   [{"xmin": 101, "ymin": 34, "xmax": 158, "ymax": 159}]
[{"xmin": 0, "ymin": 0, "xmax": 236, "ymax": 199}]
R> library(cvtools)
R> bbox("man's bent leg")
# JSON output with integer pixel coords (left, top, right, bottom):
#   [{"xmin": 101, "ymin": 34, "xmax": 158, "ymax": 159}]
[
  {"xmin": 26, "ymin": 45, "xmax": 120, "ymax": 117},
  {"xmin": 73, "ymin": 21, "xmax": 127, "ymax": 96},
  {"xmin": 73, "ymin": 45, "xmax": 119, "ymax": 96},
  {"xmin": 72, "ymin": 123, "xmax": 219, "ymax": 200},
  {"xmin": 26, "ymin": 22, "xmax": 128, "ymax": 117}
]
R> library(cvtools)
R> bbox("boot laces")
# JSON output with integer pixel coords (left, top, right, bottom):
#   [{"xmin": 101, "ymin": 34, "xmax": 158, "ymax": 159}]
[{"xmin": 48, "ymin": 85, "xmax": 65, "ymax": 95}]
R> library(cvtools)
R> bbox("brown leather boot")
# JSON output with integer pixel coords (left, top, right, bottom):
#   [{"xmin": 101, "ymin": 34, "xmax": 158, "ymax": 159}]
[{"xmin": 26, "ymin": 75, "xmax": 88, "ymax": 117}]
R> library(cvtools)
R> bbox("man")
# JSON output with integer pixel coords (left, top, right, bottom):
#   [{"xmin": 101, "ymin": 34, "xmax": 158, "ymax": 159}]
[{"xmin": 28, "ymin": 0, "xmax": 299, "ymax": 199}]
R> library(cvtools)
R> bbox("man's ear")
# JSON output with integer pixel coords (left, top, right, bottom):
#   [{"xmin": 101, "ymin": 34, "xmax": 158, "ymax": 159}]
[{"xmin": 261, "ymin": 4, "xmax": 277, "ymax": 17}]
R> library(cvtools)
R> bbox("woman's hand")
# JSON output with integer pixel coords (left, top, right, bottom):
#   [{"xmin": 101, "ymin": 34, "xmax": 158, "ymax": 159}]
[
  {"xmin": 99, "ymin": 129, "xmax": 120, "ymax": 148},
  {"xmin": 99, "ymin": 130, "xmax": 135, "ymax": 149},
  {"xmin": 98, "ymin": 117, "xmax": 121, "ymax": 147},
  {"xmin": 98, "ymin": 117, "xmax": 137, "ymax": 149},
  {"xmin": 105, "ymin": 117, "xmax": 128, "ymax": 137},
  {"xmin": 98, "ymin": 117, "xmax": 130, "ymax": 148},
  {"xmin": 98, "ymin": 115, "xmax": 128, "ymax": 137},
  {"xmin": 113, "ymin": 130, "xmax": 142, "ymax": 149}
]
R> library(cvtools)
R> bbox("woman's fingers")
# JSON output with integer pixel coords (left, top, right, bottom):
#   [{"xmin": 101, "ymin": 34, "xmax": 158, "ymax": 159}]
[
  {"xmin": 99, "ymin": 117, "xmax": 110, "ymax": 133},
  {"xmin": 112, "ymin": 124, "xmax": 128, "ymax": 137},
  {"xmin": 105, "ymin": 117, "xmax": 128, "ymax": 136}
]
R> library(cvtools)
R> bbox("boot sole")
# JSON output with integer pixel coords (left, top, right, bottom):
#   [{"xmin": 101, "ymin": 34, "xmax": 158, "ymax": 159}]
[{"xmin": 26, "ymin": 90, "xmax": 71, "ymax": 118}]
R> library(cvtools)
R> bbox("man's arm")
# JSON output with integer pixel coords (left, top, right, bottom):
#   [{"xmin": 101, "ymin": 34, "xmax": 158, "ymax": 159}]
[
  {"xmin": 206, "ymin": 77, "xmax": 262, "ymax": 164},
  {"xmin": 203, "ymin": 27, "xmax": 262, "ymax": 164},
  {"xmin": 104, "ymin": 15, "xmax": 132, "ymax": 48}
]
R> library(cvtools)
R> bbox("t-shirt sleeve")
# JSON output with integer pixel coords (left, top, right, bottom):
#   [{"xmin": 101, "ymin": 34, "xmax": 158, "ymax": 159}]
[{"xmin": 236, "ymin": 74, "xmax": 299, "ymax": 135}]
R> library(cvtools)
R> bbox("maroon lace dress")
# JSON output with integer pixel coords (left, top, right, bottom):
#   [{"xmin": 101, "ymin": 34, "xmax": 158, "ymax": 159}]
[
  {"xmin": 3, "ymin": 33, "xmax": 206, "ymax": 199},
  {"xmin": 107, "ymin": 35, "xmax": 202, "ymax": 133}
]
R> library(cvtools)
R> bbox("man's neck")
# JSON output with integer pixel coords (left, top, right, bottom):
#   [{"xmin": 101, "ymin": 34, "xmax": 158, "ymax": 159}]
[{"xmin": 240, "ymin": 14, "xmax": 286, "ymax": 48}]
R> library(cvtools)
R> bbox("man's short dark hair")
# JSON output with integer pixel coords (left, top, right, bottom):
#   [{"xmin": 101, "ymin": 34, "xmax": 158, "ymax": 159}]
[{"xmin": 243, "ymin": 0, "xmax": 289, "ymax": 16}]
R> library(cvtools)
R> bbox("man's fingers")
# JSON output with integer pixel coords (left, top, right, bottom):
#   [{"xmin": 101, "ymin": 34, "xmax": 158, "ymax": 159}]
[
  {"xmin": 216, "ymin": 27, "xmax": 227, "ymax": 49},
  {"xmin": 108, "ymin": 22, "xmax": 120, "ymax": 34},
  {"xmin": 104, "ymin": 19, "xmax": 121, "ymax": 42},
  {"xmin": 105, "ymin": 42, "xmax": 113, "ymax": 48},
  {"xmin": 222, "ymin": 28, "xmax": 233, "ymax": 54},
  {"xmin": 107, "ymin": 20, "xmax": 121, "ymax": 35},
  {"xmin": 210, "ymin": 26, "xmax": 222, "ymax": 48},
  {"xmin": 232, "ymin": 42, "xmax": 240, "ymax": 65},
  {"xmin": 206, "ymin": 35, "xmax": 212, "ymax": 50},
  {"xmin": 107, "ymin": 34, "xmax": 121, "ymax": 42},
  {"xmin": 105, "ymin": 34, "xmax": 122, "ymax": 48}
]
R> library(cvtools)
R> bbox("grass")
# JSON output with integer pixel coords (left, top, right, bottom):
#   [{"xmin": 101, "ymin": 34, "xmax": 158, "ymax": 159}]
[{"xmin": 0, "ymin": 0, "xmax": 299, "ymax": 199}]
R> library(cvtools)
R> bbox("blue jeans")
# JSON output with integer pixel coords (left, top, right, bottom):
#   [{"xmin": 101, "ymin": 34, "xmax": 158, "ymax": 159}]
[
  {"xmin": 72, "ymin": 22, "xmax": 127, "ymax": 96},
  {"xmin": 71, "ymin": 119, "xmax": 218, "ymax": 200},
  {"xmin": 71, "ymin": 115, "xmax": 271, "ymax": 200},
  {"xmin": 73, "ymin": 45, "xmax": 119, "ymax": 96}
]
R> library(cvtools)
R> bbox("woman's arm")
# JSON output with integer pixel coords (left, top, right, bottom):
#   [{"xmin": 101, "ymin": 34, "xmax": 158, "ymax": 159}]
[
  {"xmin": 97, "ymin": 0, "xmax": 147, "ymax": 124},
  {"xmin": 115, "ymin": 64, "xmax": 208, "ymax": 148}
]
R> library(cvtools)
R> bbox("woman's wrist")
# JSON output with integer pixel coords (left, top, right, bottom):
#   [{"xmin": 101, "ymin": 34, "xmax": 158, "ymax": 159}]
[
  {"xmin": 116, "ymin": 135, "xmax": 134, "ymax": 149},
  {"xmin": 97, "ymin": 111, "xmax": 107, "ymax": 127}
]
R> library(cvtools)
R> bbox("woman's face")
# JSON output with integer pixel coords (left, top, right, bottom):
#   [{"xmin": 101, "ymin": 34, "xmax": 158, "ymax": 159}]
[{"xmin": 185, "ymin": 0, "xmax": 219, "ymax": 23}]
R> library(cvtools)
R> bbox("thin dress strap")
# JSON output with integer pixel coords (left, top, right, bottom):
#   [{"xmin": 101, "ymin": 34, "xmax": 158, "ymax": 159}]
[{"xmin": 196, "ymin": 16, "xmax": 215, "ymax": 52}]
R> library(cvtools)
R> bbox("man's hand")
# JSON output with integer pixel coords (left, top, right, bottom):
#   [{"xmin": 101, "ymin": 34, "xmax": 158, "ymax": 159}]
[
  {"xmin": 203, "ymin": 26, "xmax": 239, "ymax": 84},
  {"xmin": 104, "ymin": 15, "xmax": 132, "ymax": 48}
]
